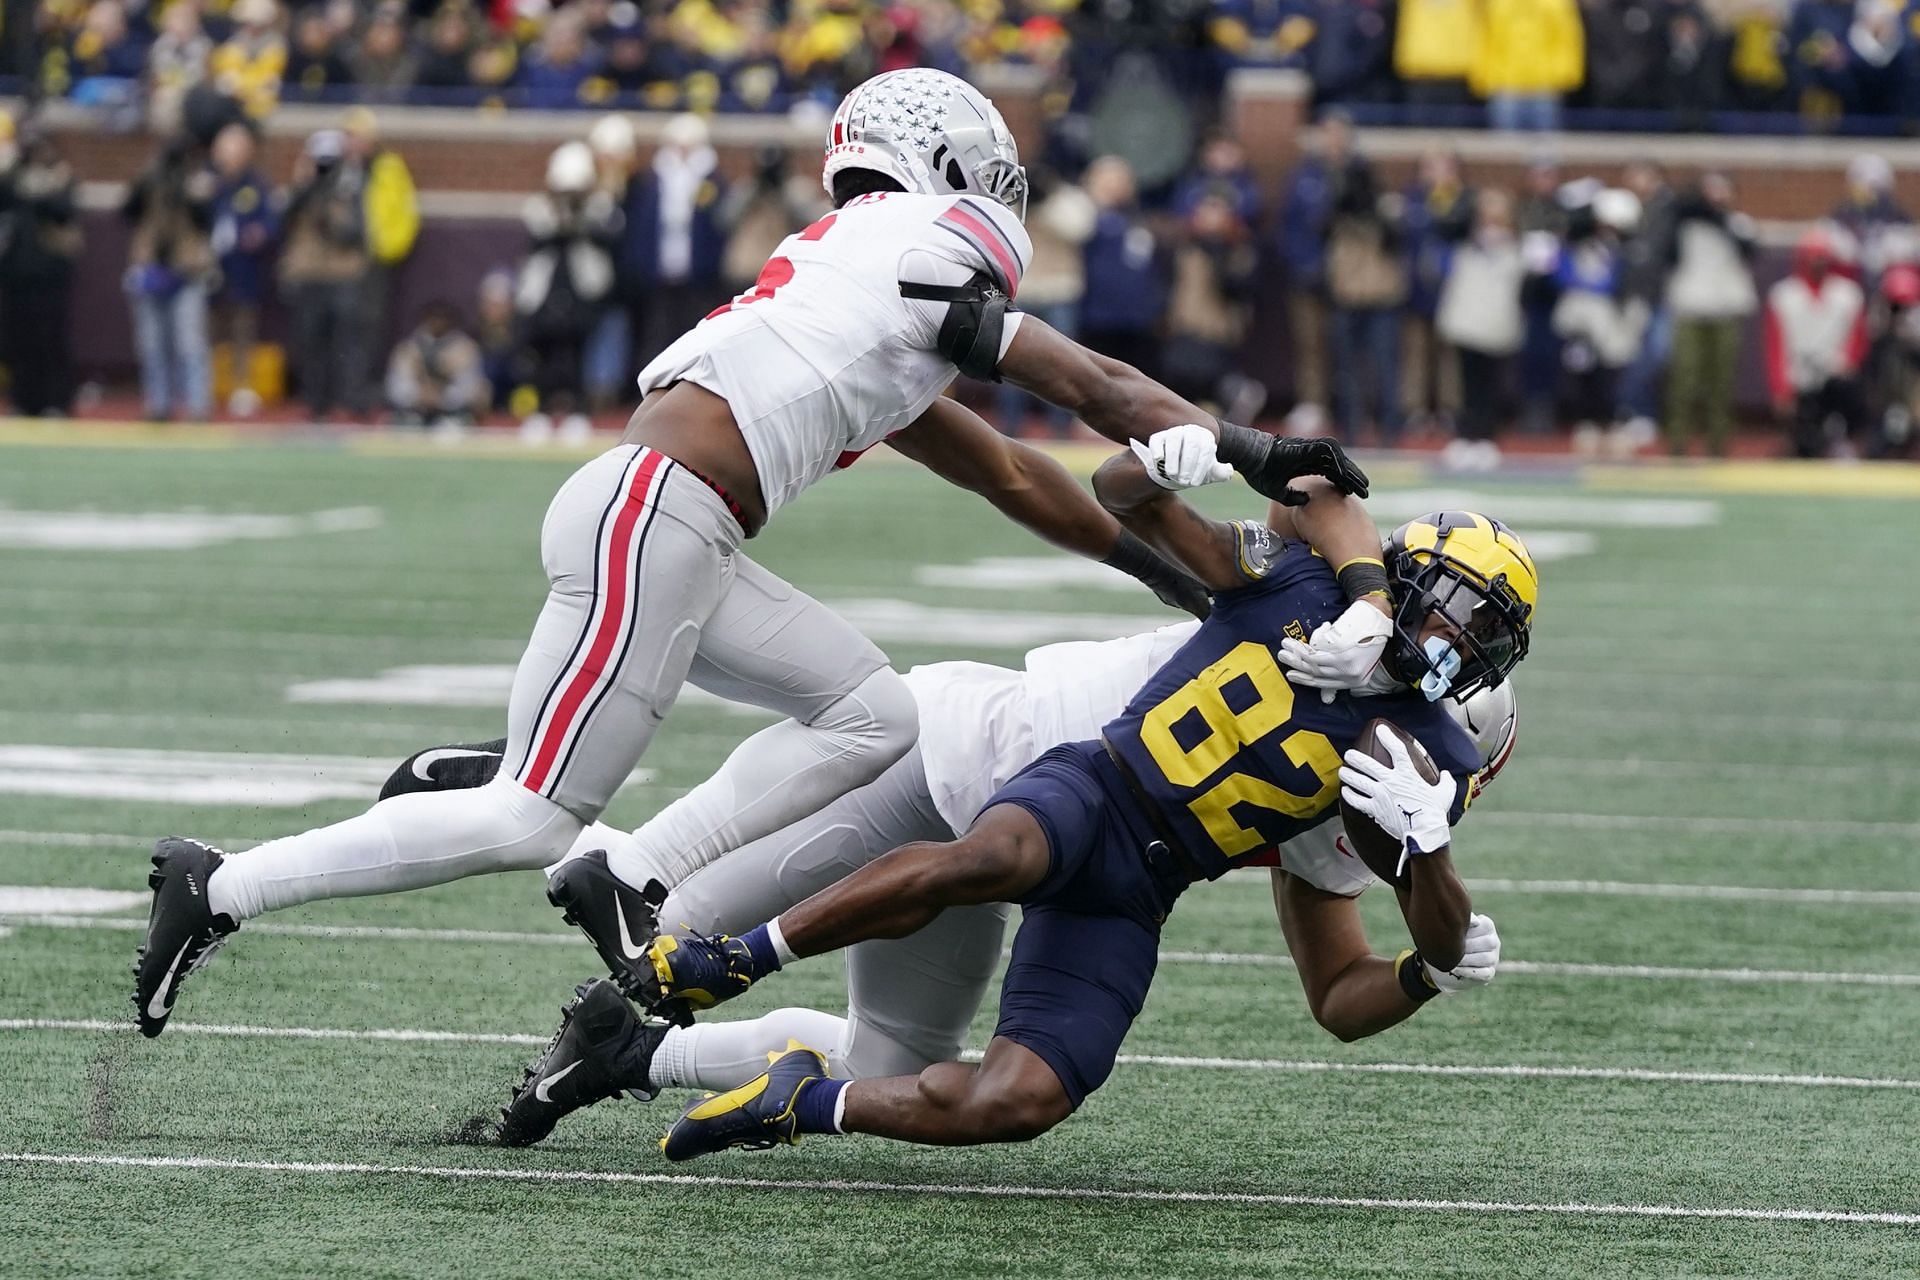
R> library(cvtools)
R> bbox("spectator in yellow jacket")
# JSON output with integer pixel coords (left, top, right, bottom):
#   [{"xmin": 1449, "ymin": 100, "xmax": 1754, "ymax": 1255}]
[
  {"xmin": 211, "ymin": 0, "xmax": 287, "ymax": 119},
  {"xmin": 1471, "ymin": 0, "xmax": 1584, "ymax": 131},
  {"xmin": 1395, "ymin": 0, "xmax": 1479, "ymax": 107},
  {"xmin": 343, "ymin": 107, "xmax": 419, "ymax": 405}
]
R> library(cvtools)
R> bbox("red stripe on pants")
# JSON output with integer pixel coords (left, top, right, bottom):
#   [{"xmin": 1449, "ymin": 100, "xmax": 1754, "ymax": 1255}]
[{"xmin": 521, "ymin": 450, "xmax": 668, "ymax": 795}]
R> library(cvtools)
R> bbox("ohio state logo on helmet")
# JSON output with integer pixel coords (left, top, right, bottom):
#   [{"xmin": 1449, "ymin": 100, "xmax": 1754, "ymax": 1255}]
[{"xmin": 823, "ymin": 69, "xmax": 1028, "ymax": 218}]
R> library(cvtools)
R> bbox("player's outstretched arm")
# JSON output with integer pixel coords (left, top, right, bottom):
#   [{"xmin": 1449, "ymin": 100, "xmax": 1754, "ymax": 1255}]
[
  {"xmin": 996, "ymin": 317, "xmax": 1369, "ymax": 503},
  {"xmin": 893, "ymin": 398, "xmax": 1210, "ymax": 617},
  {"xmin": 1091, "ymin": 443, "xmax": 1250, "ymax": 592},
  {"xmin": 995, "ymin": 316, "xmax": 1215, "ymax": 446},
  {"xmin": 1274, "ymin": 869, "xmax": 1500, "ymax": 1041},
  {"xmin": 1272, "ymin": 870, "xmax": 1423, "ymax": 1041}
]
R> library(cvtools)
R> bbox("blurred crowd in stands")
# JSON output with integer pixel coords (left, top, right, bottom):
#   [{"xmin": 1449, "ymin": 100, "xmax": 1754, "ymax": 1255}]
[
  {"xmin": 1272, "ymin": 115, "xmax": 1917, "ymax": 462},
  {"xmin": 8, "ymin": 91, "xmax": 1920, "ymax": 461},
  {"xmin": 8, "ymin": 0, "xmax": 1920, "ymax": 457},
  {"xmin": 23, "ymin": 0, "xmax": 1920, "ymax": 133},
  {"xmin": 28, "ymin": 0, "xmax": 1090, "ymax": 118}
]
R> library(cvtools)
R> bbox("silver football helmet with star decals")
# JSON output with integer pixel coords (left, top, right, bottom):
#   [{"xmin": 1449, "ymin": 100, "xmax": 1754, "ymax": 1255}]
[{"xmin": 822, "ymin": 69, "xmax": 1028, "ymax": 218}]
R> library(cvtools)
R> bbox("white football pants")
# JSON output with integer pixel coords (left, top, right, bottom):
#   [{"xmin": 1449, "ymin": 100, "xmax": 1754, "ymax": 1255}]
[{"xmin": 210, "ymin": 444, "xmax": 914, "ymax": 921}]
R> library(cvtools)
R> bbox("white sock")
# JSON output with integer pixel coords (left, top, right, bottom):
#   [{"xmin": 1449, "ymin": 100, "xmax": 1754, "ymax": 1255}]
[
  {"xmin": 767, "ymin": 917, "xmax": 798, "ymax": 965},
  {"xmin": 543, "ymin": 821, "xmax": 634, "ymax": 880},
  {"xmin": 207, "ymin": 779, "xmax": 582, "ymax": 921},
  {"xmin": 650, "ymin": 1007, "xmax": 848, "ymax": 1092},
  {"xmin": 607, "ymin": 668, "xmax": 916, "ymax": 894}
]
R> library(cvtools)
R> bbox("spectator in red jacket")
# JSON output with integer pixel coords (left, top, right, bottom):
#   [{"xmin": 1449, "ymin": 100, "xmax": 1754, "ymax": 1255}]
[{"xmin": 1764, "ymin": 226, "xmax": 1869, "ymax": 457}]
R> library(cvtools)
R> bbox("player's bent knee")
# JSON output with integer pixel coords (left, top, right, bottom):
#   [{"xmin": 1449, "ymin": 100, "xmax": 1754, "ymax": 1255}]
[
  {"xmin": 456, "ymin": 777, "xmax": 585, "ymax": 869},
  {"xmin": 817, "ymin": 667, "xmax": 919, "ymax": 770},
  {"xmin": 966, "ymin": 1075, "xmax": 1072, "ymax": 1144}
]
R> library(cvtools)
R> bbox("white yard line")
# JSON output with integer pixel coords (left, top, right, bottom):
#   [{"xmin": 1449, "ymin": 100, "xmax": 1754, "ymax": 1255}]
[
  {"xmin": 5, "ymin": 915, "xmax": 1917, "ymax": 986},
  {"xmin": 0, "ymin": 829, "xmax": 158, "ymax": 848},
  {"xmin": 1, "ymin": 1153, "xmax": 1913, "ymax": 1225},
  {"xmin": 12, "ymin": 804, "xmax": 1920, "ymax": 860},
  {"xmin": 1473, "ymin": 811, "xmax": 1920, "ymax": 839},
  {"xmin": 1158, "ymin": 951, "xmax": 1920, "ymax": 986},
  {"xmin": 0, "ymin": 1017, "xmax": 545, "ymax": 1045},
  {"xmin": 0, "ymin": 914, "xmax": 578, "ymax": 945},
  {"xmin": 1462, "ymin": 879, "xmax": 1920, "ymax": 907},
  {"xmin": 5, "ymin": 1018, "xmax": 1913, "ymax": 1094},
  {"xmin": 1515, "ymin": 756, "xmax": 1920, "ymax": 784}
]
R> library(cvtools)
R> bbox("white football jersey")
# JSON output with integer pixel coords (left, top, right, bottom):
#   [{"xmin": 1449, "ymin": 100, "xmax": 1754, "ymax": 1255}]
[{"xmin": 636, "ymin": 190, "xmax": 1032, "ymax": 520}]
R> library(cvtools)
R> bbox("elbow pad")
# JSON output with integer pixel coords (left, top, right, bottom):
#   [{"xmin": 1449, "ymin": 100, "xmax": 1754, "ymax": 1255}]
[{"xmin": 900, "ymin": 270, "xmax": 1011, "ymax": 382}]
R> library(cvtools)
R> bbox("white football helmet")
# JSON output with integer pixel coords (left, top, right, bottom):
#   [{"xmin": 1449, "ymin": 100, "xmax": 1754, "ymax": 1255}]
[
  {"xmin": 822, "ymin": 69, "xmax": 1028, "ymax": 218},
  {"xmin": 1444, "ymin": 679, "xmax": 1518, "ymax": 790}
]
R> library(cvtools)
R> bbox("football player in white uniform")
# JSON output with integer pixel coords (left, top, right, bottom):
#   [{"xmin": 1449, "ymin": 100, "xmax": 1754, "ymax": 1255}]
[
  {"xmin": 486, "ymin": 474, "xmax": 1515, "ymax": 1147},
  {"xmin": 133, "ymin": 69, "xmax": 1368, "ymax": 1036}
]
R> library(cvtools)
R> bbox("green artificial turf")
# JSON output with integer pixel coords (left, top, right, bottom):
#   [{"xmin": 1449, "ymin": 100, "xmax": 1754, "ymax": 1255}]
[{"xmin": 0, "ymin": 439, "xmax": 1915, "ymax": 1278}]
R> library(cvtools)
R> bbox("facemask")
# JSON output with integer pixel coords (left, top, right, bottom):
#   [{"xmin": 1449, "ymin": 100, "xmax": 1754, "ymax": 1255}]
[{"xmin": 1419, "ymin": 635, "xmax": 1462, "ymax": 702}]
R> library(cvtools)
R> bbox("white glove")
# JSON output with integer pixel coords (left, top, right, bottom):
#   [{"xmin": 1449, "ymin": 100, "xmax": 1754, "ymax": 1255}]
[
  {"xmin": 1131, "ymin": 424, "xmax": 1233, "ymax": 490},
  {"xmin": 1278, "ymin": 600, "xmax": 1396, "ymax": 702},
  {"xmin": 1338, "ymin": 733, "xmax": 1456, "ymax": 865},
  {"xmin": 1426, "ymin": 913, "xmax": 1500, "ymax": 993}
]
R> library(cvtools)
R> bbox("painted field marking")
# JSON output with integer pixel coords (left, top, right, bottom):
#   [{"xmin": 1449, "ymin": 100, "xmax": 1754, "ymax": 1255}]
[
  {"xmin": 1363, "ymin": 491, "xmax": 1720, "ymax": 528},
  {"xmin": 5, "ymin": 1019, "xmax": 1918, "ymax": 1094},
  {"xmin": 1516, "ymin": 756, "xmax": 1920, "ymax": 784},
  {"xmin": 287, "ymin": 666, "xmax": 771, "ymax": 717},
  {"xmin": 0, "ymin": 887, "xmax": 147, "ymax": 914},
  {"xmin": 0, "ymin": 746, "xmax": 651, "ymax": 807},
  {"xmin": 0, "ymin": 506, "xmax": 382, "ymax": 551},
  {"xmin": 0, "ymin": 746, "xmax": 397, "ymax": 807},
  {"xmin": 1157, "ymin": 951, "xmax": 1920, "ymax": 987},
  {"xmin": 2, "ymin": 1153, "xmax": 1913, "ymax": 1226},
  {"xmin": 1461, "ymin": 879, "xmax": 1920, "ymax": 907},
  {"xmin": 1473, "ymin": 811, "xmax": 1920, "ymax": 839},
  {"xmin": 4, "ymin": 914, "xmax": 1916, "ymax": 987},
  {"xmin": 1, "ymin": 914, "xmax": 577, "ymax": 946}
]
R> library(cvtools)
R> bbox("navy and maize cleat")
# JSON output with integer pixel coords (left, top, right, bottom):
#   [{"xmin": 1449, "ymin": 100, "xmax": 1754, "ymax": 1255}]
[
  {"xmin": 659, "ymin": 1042, "xmax": 832, "ymax": 1162},
  {"xmin": 495, "ymin": 977, "xmax": 668, "ymax": 1148},
  {"xmin": 640, "ymin": 929, "xmax": 758, "ymax": 1022}
]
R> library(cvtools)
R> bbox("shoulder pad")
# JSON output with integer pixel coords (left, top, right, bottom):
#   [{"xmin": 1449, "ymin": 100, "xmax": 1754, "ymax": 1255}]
[
  {"xmin": 1228, "ymin": 520, "xmax": 1287, "ymax": 582},
  {"xmin": 935, "ymin": 198, "xmax": 1029, "ymax": 297}
]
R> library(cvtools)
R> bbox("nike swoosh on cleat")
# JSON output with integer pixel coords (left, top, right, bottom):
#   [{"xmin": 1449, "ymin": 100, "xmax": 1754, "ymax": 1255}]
[
  {"xmin": 411, "ymin": 748, "xmax": 501, "ymax": 783},
  {"xmin": 614, "ymin": 896, "xmax": 646, "ymax": 961},
  {"xmin": 533, "ymin": 1060, "xmax": 581, "ymax": 1103},
  {"xmin": 146, "ymin": 938, "xmax": 194, "ymax": 1021}
]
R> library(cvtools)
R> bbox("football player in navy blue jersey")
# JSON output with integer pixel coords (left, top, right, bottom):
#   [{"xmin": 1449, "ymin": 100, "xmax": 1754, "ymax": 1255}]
[{"xmin": 581, "ymin": 437, "xmax": 1541, "ymax": 1161}]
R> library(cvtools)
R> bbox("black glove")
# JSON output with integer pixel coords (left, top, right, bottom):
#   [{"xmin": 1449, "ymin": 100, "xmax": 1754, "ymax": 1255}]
[
  {"xmin": 1103, "ymin": 530, "xmax": 1212, "ymax": 620},
  {"xmin": 1215, "ymin": 422, "xmax": 1370, "ymax": 505}
]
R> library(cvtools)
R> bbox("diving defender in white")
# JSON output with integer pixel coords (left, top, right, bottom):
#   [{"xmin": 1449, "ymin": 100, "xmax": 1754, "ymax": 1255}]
[{"xmin": 133, "ymin": 68, "xmax": 1368, "ymax": 1035}]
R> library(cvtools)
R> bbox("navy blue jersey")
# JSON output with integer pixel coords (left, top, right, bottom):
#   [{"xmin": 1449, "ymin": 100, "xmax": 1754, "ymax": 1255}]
[{"xmin": 1101, "ymin": 541, "xmax": 1479, "ymax": 881}]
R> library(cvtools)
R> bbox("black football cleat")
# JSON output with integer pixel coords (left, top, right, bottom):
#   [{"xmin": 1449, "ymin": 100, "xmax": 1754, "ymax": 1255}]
[
  {"xmin": 132, "ymin": 838, "xmax": 239, "ymax": 1037},
  {"xmin": 495, "ymin": 978, "xmax": 667, "ymax": 1148},
  {"xmin": 659, "ymin": 1042, "xmax": 831, "ymax": 1162},
  {"xmin": 379, "ymin": 738, "xmax": 508, "ymax": 800},
  {"xmin": 546, "ymin": 849, "xmax": 669, "ymax": 1002}
]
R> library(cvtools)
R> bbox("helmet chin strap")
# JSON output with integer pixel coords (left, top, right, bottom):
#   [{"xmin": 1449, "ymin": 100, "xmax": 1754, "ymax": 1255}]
[{"xmin": 1418, "ymin": 636, "xmax": 1463, "ymax": 702}]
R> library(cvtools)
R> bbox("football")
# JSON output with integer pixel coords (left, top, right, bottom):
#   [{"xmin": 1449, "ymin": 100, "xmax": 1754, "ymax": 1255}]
[{"xmin": 1338, "ymin": 718, "xmax": 1442, "ymax": 891}]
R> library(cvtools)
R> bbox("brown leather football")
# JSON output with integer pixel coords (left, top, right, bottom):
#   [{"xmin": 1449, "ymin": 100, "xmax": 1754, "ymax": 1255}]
[{"xmin": 1339, "ymin": 718, "xmax": 1440, "ymax": 891}]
